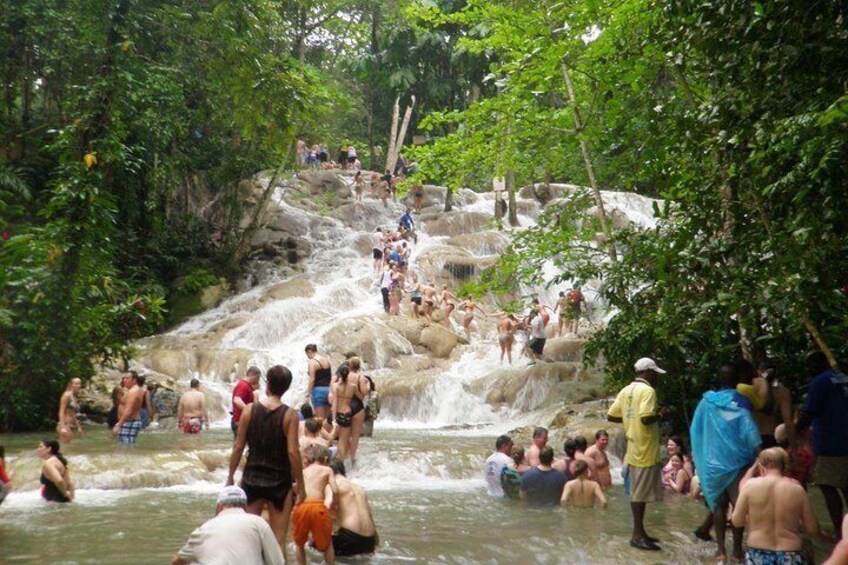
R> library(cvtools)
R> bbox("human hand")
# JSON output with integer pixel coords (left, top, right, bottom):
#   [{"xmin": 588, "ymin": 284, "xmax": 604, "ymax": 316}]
[{"xmin": 111, "ymin": 424, "xmax": 120, "ymax": 437}]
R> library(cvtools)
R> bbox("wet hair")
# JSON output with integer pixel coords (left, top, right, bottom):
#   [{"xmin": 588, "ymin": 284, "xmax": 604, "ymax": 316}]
[
  {"xmin": 266, "ymin": 365, "xmax": 293, "ymax": 397},
  {"xmin": 563, "ymin": 438, "xmax": 577, "ymax": 458},
  {"xmin": 539, "ymin": 445, "xmax": 555, "ymax": 466},
  {"xmin": 668, "ymin": 435, "xmax": 688, "ymax": 457},
  {"xmin": 532, "ymin": 426, "xmax": 548, "ymax": 439},
  {"xmin": 595, "ymin": 429, "xmax": 609, "ymax": 440},
  {"xmin": 305, "ymin": 443, "xmax": 330, "ymax": 464},
  {"xmin": 330, "ymin": 460, "xmax": 346, "ymax": 476},
  {"xmin": 364, "ymin": 375, "xmax": 376, "ymax": 392},
  {"xmin": 304, "ymin": 344, "xmax": 318, "ymax": 353},
  {"xmin": 805, "ymin": 350, "xmax": 830, "ymax": 377},
  {"xmin": 511, "ymin": 446, "xmax": 525, "ymax": 466},
  {"xmin": 758, "ymin": 447, "xmax": 789, "ymax": 473},
  {"xmin": 559, "ymin": 291, "xmax": 565, "ymax": 297},
  {"xmin": 136, "ymin": 374, "xmax": 146, "ymax": 386},
  {"xmin": 347, "ymin": 357, "xmax": 361, "ymax": 372},
  {"xmin": 495, "ymin": 435, "xmax": 513, "ymax": 451},
  {"xmin": 42, "ymin": 439, "xmax": 67, "ymax": 467},
  {"xmin": 190, "ymin": 378, "xmax": 199, "ymax": 389},
  {"xmin": 375, "ymin": 227, "xmax": 382, "ymax": 233},
  {"xmin": 336, "ymin": 364, "xmax": 350, "ymax": 385},
  {"xmin": 128, "ymin": 370, "xmax": 139, "ymax": 382},
  {"xmin": 300, "ymin": 403, "xmax": 314, "ymax": 419},
  {"xmin": 305, "ymin": 418, "xmax": 321, "ymax": 434},
  {"xmin": 573, "ymin": 459, "xmax": 589, "ymax": 477},
  {"xmin": 344, "ymin": 351, "xmax": 357, "ymax": 359},
  {"xmin": 246, "ymin": 366, "xmax": 262, "ymax": 379},
  {"xmin": 575, "ymin": 436, "xmax": 588, "ymax": 452}
]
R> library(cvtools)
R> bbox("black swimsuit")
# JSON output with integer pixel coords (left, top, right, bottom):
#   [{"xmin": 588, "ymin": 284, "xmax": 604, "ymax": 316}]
[
  {"xmin": 314, "ymin": 363, "xmax": 332, "ymax": 387},
  {"xmin": 40, "ymin": 472, "xmax": 70, "ymax": 503}
]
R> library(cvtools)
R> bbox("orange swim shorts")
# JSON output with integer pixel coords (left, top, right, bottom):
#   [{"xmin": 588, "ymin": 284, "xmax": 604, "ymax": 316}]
[{"xmin": 292, "ymin": 499, "xmax": 333, "ymax": 550}]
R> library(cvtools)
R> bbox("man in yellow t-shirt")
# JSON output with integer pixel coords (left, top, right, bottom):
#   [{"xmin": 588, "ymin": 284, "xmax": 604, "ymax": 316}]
[{"xmin": 608, "ymin": 357, "xmax": 668, "ymax": 552}]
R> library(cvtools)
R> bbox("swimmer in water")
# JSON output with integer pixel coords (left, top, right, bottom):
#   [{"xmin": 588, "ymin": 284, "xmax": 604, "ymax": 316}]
[
  {"xmin": 561, "ymin": 459, "xmax": 607, "ymax": 508},
  {"xmin": 584, "ymin": 430, "xmax": 612, "ymax": 489}
]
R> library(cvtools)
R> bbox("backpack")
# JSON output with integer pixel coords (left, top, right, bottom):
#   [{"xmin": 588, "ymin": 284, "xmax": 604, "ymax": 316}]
[{"xmin": 500, "ymin": 466, "xmax": 522, "ymax": 500}]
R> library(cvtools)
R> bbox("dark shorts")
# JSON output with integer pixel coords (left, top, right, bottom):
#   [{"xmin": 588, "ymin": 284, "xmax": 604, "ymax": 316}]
[
  {"xmin": 333, "ymin": 528, "xmax": 377, "ymax": 556},
  {"xmin": 529, "ymin": 337, "xmax": 546, "ymax": 355},
  {"xmin": 241, "ymin": 482, "xmax": 291, "ymax": 511},
  {"xmin": 373, "ymin": 248, "xmax": 382, "ymax": 260},
  {"xmin": 336, "ymin": 413, "xmax": 352, "ymax": 428},
  {"xmin": 411, "ymin": 296, "xmax": 422, "ymax": 305}
]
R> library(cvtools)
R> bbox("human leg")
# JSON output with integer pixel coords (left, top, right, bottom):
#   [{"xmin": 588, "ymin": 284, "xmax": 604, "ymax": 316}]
[
  {"xmin": 336, "ymin": 425, "xmax": 351, "ymax": 462},
  {"xmin": 820, "ymin": 485, "xmax": 845, "ymax": 536},
  {"xmin": 349, "ymin": 412, "xmax": 366, "ymax": 467},
  {"xmin": 713, "ymin": 491, "xmax": 730, "ymax": 561},
  {"xmin": 266, "ymin": 491, "xmax": 294, "ymax": 551}
]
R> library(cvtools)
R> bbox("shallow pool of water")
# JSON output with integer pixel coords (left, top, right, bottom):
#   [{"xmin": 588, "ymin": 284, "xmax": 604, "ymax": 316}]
[{"xmin": 0, "ymin": 426, "xmax": 836, "ymax": 564}]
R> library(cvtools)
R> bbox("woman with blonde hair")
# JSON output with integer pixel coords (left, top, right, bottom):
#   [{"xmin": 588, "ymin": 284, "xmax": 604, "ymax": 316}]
[{"xmin": 57, "ymin": 378, "xmax": 83, "ymax": 443}]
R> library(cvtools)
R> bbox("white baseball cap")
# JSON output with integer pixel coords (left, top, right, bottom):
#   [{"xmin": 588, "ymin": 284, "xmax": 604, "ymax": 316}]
[
  {"xmin": 217, "ymin": 485, "xmax": 247, "ymax": 506},
  {"xmin": 634, "ymin": 357, "xmax": 666, "ymax": 374}
]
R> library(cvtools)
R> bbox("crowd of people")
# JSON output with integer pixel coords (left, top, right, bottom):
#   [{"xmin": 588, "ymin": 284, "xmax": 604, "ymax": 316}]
[
  {"xmin": 295, "ymin": 139, "xmax": 420, "ymax": 209},
  {"xmin": 484, "ymin": 353, "xmax": 848, "ymax": 564}
]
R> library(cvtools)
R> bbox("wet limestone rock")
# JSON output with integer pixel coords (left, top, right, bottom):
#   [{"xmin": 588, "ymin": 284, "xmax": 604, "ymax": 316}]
[
  {"xmin": 423, "ymin": 211, "xmax": 492, "ymax": 237},
  {"xmin": 541, "ymin": 337, "xmax": 587, "ymax": 363},
  {"xmin": 419, "ymin": 324, "xmax": 463, "ymax": 358},
  {"xmin": 262, "ymin": 276, "xmax": 315, "ymax": 302}
]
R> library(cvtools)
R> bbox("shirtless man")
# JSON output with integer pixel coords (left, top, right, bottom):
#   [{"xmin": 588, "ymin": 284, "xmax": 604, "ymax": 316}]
[
  {"xmin": 113, "ymin": 371, "xmax": 145, "ymax": 445},
  {"xmin": 292, "ymin": 444, "xmax": 337, "ymax": 565},
  {"xmin": 330, "ymin": 461, "xmax": 378, "ymax": 556},
  {"xmin": 526, "ymin": 427, "xmax": 549, "ymax": 468},
  {"xmin": 299, "ymin": 418, "xmax": 329, "ymax": 463},
  {"xmin": 496, "ymin": 313, "xmax": 517, "ymax": 364},
  {"xmin": 561, "ymin": 460, "xmax": 607, "ymax": 508},
  {"xmin": 457, "ymin": 297, "xmax": 489, "ymax": 341},
  {"xmin": 584, "ymin": 430, "xmax": 612, "ymax": 489},
  {"xmin": 731, "ymin": 448, "xmax": 821, "ymax": 564},
  {"xmin": 177, "ymin": 378, "xmax": 210, "ymax": 434}
]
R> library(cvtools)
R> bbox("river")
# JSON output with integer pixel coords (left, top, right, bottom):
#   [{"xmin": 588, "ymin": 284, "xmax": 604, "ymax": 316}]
[{"xmin": 0, "ymin": 179, "xmax": 836, "ymax": 563}]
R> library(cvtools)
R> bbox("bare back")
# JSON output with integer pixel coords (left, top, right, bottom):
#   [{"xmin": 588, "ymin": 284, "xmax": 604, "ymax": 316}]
[
  {"xmin": 561, "ymin": 478, "xmax": 606, "ymax": 508},
  {"xmin": 178, "ymin": 389, "xmax": 207, "ymax": 419},
  {"xmin": 733, "ymin": 476, "xmax": 817, "ymax": 551},
  {"xmin": 302, "ymin": 463, "xmax": 336, "ymax": 504},
  {"xmin": 335, "ymin": 475, "xmax": 376, "ymax": 537},
  {"xmin": 333, "ymin": 374, "xmax": 365, "ymax": 414}
]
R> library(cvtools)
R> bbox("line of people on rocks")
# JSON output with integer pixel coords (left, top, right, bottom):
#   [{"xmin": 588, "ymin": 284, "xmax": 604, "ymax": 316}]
[{"xmin": 484, "ymin": 353, "xmax": 848, "ymax": 564}]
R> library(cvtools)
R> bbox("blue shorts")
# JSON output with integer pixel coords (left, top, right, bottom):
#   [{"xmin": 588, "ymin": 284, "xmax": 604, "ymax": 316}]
[{"xmin": 311, "ymin": 386, "xmax": 331, "ymax": 409}]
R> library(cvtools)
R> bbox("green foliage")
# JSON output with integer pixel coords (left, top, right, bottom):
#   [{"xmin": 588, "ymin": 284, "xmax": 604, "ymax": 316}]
[{"xmin": 414, "ymin": 0, "xmax": 848, "ymax": 432}]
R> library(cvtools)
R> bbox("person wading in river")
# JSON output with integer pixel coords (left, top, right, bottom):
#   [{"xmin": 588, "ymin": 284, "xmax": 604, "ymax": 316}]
[
  {"xmin": 330, "ymin": 461, "xmax": 379, "ymax": 557},
  {"xmin": 304, "ymin": 344, "xmax": 333, "ymax": 421},
  {"xmin": 57, "ymin": 378, "xmax": 83, "ymax": 443},
  {"xmin": 173, "ymin": 485, "xmax": 284, "ymax": 565},
  {"xmin": 607, "ymin": 357, "xmax": 668, "ymax": 551},
  {"xmin": 228, "ymin": 365, "xmax": 306, "ymax": 552},
  {"xmin": 231, "ymin": 366, "xmax": 260, "ymax": 437},
  {"xmin": 331, "ymin": 358, "xmax": 368, "ymax": 467},
  {"xmin": 731, "ymin": 447, "xmax": 822, "ymax": 565},
  {"xmin": 177, "ymin": 378, "xmax": 210, "ymax": 434},
  {"xmin": 113, "ymin": 371, "xmax": 145, "ymax": 445},
  {"xmin": 525, "ymin": 427, "xmax": 549, "ymax": 468},
  {"xmin": 561, "ymin": 460, "xmax": 607, "ymax": 508},
  {"xmin": 585, "ymin": 430, "xmax": 612, "ymax": 490}
]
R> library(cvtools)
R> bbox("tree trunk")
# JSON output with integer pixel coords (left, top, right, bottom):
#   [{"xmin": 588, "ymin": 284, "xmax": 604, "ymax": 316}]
[
  {"xmin": 560, "ymin": 61, "xmax": 617, "ymax": 264},
  {"xmin": 802, "ymin": 314, "xmax": 840, "ymax": 370},
  {"xmin": 444, "ymin": 186, "xmax": 453, "ymax": 212},
  {"xmin": 366, "ymin": 6, "xmax": 380, "ymax": 169},
  {"xmin": 506, "ymin": 169, "xmax": 518, "ymax": 227},
  {"xmin": 386, "ymin": 97, "xmax": 400, "ymax": 174},
  {"xmin": 388, "ymin": 96, "xmax": 415, "ymax": 174}
]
